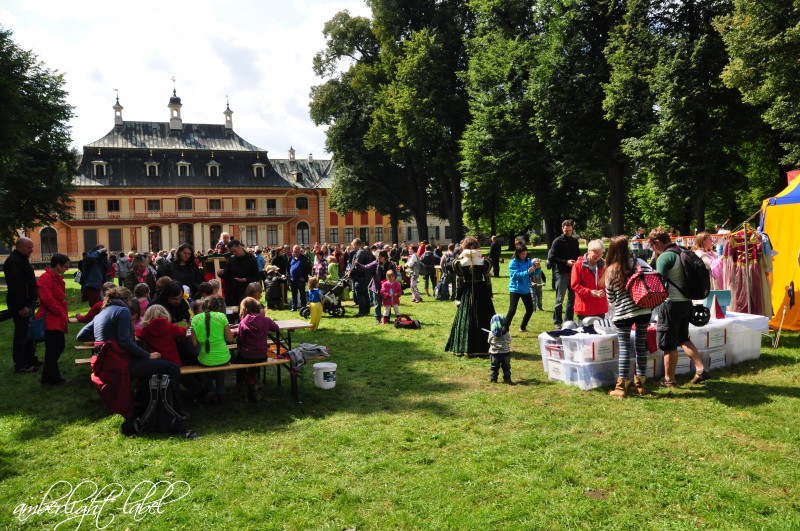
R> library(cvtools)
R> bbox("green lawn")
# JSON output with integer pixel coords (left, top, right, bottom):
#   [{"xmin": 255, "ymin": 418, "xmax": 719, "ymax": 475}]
[{"xmin": 1, "ymin": 253, "xmax": 798, "ymax": 529}]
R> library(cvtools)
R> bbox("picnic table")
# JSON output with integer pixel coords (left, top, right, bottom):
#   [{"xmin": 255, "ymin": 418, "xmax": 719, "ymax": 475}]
[{"xmin": 74, "ymin": 318, "xmax": 320, "ymax": 403}]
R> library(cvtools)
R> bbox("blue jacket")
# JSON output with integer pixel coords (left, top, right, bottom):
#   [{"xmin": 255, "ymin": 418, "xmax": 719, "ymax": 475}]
[
  {"xmin": 508, "ymin": 257, "xmax": 533, "ymax": 294},
  {"xmin": 82, "ymin": 250, "xmax": 110, "ymax": 290},
  {"xmin": 76, "ymin": 302, "xmax": 150, "ymax": 359}
]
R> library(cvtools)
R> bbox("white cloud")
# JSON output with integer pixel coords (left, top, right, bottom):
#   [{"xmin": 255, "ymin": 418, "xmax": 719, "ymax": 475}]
[{"xmin": 4, "ymin": 0, "xmax": 372, "ymax": 156}]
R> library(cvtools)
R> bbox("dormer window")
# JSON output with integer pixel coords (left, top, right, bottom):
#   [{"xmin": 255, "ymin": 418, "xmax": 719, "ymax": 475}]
[
  {"xmin": 92, "ymin": 149, "xmax": 108, "ymax": 177},
  {"xmin": 253, "ymin": 163, "xmax": 266, "ymax": 178},
  {"xmin": 145, "ymin": 150, "xmax": 159, "ymax": 176},
  {"xmin": 293, "ymin": 171, "xmax": 304, "ymax": 184},
  {"xmin": 206, "ymin": 152, "xmax": 221, "ymax": 177},
  {"xmin": 176, "ymin": 154, "xmax": 191, "ymax": 177},
  {"xmin": 92, "ymin": 161, "xmax": 108, "ymax": 177}
]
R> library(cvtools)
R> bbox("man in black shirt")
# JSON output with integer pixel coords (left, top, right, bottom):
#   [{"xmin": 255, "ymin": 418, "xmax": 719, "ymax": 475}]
[
  {"xmin": 4, "ymin": 237, "xmax": 40, "ymax": 372},
  {"xmin": 546, "ymin": 220, "xmax": 580, "ymax": 328},
  {"xmin": 489, "ymin": 236, "xmax": 502, "ymax": 278},
  {"xmin": 347, "ymin": 238, "xmax": 373, "ymax": 316}
]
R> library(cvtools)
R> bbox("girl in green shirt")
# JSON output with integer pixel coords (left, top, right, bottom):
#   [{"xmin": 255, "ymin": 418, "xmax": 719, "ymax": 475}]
[{"xmin": 191, "ymin": 296, "xmax": 234, "ymax": 403}]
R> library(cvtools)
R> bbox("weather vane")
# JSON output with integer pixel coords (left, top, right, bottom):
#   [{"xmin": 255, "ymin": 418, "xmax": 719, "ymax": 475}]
[{"xmin": 171, "ymin": 76, "xmax": 176, "ymax": 89}]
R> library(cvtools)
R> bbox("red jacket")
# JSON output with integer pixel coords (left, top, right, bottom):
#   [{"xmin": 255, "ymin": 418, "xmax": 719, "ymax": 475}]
[
  {"xmin": 91, "ymin": 340, "xmax": 133, "ymax": 418},
  {"xmin": 76, "ymin": 301, "xmax": 103, "ymax": 324},
  {"xmin": 570, "ymin": 255, "xmax": 608, "ymax": 316},
  {"xmin": 135, "ymin": 317, "xmax": 186, "ymax": 366},
  {"xmin": 36, "ymin": 268, "xmax": 68, "ymax": 333}
]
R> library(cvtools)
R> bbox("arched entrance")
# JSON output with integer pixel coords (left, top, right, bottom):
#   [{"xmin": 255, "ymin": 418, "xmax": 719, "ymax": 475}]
[
  {"xmin": 296, "ymin": 221, "xmax": 310, "ymax": 246},
  {"xmin": 40, "ymin": 227, "xmax": 58, "ymax": 255}
]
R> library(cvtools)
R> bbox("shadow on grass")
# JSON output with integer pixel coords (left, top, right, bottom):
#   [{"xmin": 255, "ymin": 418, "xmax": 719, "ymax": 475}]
[{"xmin": 658, "ymin": 379, "xmax": 800, "ymax": 408}]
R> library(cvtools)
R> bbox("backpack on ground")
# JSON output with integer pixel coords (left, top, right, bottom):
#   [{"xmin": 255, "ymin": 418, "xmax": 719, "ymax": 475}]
[
  {"xmin": 122, "ymin": 374, "xmax": 192, "ymax": 437},
  {"xmin": 395, "ymin": 314, "xmax": 421, "ymax": 329},
  {"xmin": 435, "ymin": 280, "xmax": 449, "ymax": 301},
  {"xmin": 666, "ymin": 247, "xmax": 711, "ymax": 300},
  {"xmin": 625, "ymin": 263, "xmax": 669, "ymax": 309}
]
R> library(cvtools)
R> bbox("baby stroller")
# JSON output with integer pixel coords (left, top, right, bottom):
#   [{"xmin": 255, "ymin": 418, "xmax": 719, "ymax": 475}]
[{"xmin": 300, "ymin": 277, "xmax": 348, "ymax": 318}]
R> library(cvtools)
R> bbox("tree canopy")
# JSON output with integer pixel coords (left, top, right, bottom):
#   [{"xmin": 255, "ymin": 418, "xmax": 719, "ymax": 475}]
[
  {"xmin": 0, "ymin": 28, "xmax": 76, "ymax": 245},
  {"xmin": 314, "ymin": 1, "xmax": 796, "ymax": 242}
]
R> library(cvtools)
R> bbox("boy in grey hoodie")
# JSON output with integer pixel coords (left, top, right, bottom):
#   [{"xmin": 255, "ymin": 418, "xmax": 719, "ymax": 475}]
[{"xmin": 488, "ymin": 314, "xmax": 513, "ymax": 384}]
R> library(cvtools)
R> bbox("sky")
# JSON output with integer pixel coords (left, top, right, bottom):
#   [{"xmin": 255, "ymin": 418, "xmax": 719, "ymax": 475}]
[{"xmin": 1, "ymin": 0, "xmax": 373, "ymax": 159}]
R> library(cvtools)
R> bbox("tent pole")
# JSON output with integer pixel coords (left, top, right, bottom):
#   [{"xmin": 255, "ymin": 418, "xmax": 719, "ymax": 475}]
[{"xmin": 744, "ymin": 223, "xmax": 751, "ymax": 314}]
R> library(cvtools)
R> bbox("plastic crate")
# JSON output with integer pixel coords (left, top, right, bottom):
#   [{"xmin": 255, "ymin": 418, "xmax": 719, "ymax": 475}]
[
  {"xmin": 630, "ymin": 352, "xmax": 664, "ymax": 380},
  {"xmin": 689, "ymin": 321, "xmax": 731, "ymax": 350},
  {"xmin": 562, "ymin": 333, "xmax": 618, "ymax": 362},
  {"xmin": 679, "ymin": 345, "xmax": 730, "ymax": 372},
  {"xmin": 725, "ymin": 312, "xmax": 768, "ymax": 364},
  {"xmin": 537, "ymin": 333, "xmax": 564, "ymax": 373},
  {"xmin": 546, "ymin": 358, "xmax": 619, "ymax": 390}
]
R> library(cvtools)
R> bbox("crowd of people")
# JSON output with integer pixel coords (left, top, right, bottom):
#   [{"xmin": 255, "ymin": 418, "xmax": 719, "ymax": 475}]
[{"xmin": 2, "ymin": 221, "xmax": 722, "ymax": 421}]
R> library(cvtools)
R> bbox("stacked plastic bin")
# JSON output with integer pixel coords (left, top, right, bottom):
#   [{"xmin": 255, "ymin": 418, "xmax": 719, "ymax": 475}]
[
  {"xmin": 538, "ymin": 332, "xmax": 619, "ymax": 390},
  {"xmin": 679, "ymin": 320, "xmax": 733, "ymax": 373}
]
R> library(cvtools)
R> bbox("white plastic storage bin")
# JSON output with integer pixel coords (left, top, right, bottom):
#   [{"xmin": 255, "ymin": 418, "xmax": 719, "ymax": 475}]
[
  {"xmin": 675, "ymin": 351, "xmax": 693, "ymax": 375},
  {"xmin": 679, "ymin": 345, "xmax": 730, "ymax": 372},
  {"xmin": 630, "ymin": 352, "xmax": 664, "ymax": 380},
  {"xmin": 689, "ymin": 321, "xmax": 731, "ymax": 350},
  {"xmin": 547, "ymin": 358, "xmax": 619, "ymax": 391},
  {"xmin": 725, "ymin": 312, "xmax": 768, "ymax": 364},
  {"xmin": 562, "ymin": 333, "xmax": 618, "ymax": 362},
  {"xmin": 538, "ymin": 333, "xmax": 565, "ymax": 373}
]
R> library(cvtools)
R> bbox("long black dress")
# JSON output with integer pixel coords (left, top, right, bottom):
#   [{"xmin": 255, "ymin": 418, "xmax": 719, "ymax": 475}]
[{"xmin": 445, "ymin": 255, "xmax": 495, "ymax": 356}]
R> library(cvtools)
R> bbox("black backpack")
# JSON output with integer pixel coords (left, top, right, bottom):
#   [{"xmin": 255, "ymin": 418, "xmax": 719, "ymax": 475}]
[
  {"xmin": 444, "ymin": 253, "xmax": 455, "ymax": 274},
  {"xmin": 395, "ymin": 314, "xmax": 421, "ymax": 329},
  {"xmin": 122, "ymin": 374, "xmax": 193, "ymax": 437},
  {"xmin": 666, "ymin": 247, "xmax": 711, "ymax": 300}
]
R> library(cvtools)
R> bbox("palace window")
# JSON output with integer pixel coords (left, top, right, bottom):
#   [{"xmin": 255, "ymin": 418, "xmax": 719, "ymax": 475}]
[
  {"xmin": 267, "ymin": 226, "xmax": 278, "ymax": 245},
  {"xmin": 92, "ymin": 161, "xmax": 108, "ymax": 177},
  {"xmin": 329, "ymin": 228, "xmax": 339, "ymax": 243},
  {"xmin": 209, "ymin": 199, "xmax": 221, "ymax": 210},
  {"xmin": 107, "ymin": 199, "xmax": 120, "ymax": 212},
  {"xmin": 266, "ymin": 198, "xmax": 277, "ymax": 214},
  {"xmin": 147, "ymin": 199, "xmax": 161, "ymax": 211},
  {"xmin": 375, "ymin": 227, "xmax": 383, "ymax": 242},
  {"xmin": 178, "ymin": 197, "xmax": 193, "ymax": 211},
  {"xmin": 253, "ymin": 163, "xmax": 266, "ymax": 178},
  {"xmin": 145, "ymin": 162, "xmax": 159, "ymax": 177},
  {"xmin": 245, "ymin": 199, "xmax": 256, "ymax": 210},
  {"xmin": 344, "ymin": 228, "xmax": 354, "ymax": 243},
  {"xmin": 82, "ymin": 200, "xmax": 96, "ymax": 213},
  {"xmin": 245, "ymin": 226, "xmax": 258, "ymax": 244},
  {"xmin": 296, "ymin": 197, "xmax": 309, "ymax": 210}
]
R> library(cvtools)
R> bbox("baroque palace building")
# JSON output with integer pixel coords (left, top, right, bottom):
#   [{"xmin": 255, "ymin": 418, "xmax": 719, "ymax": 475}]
[{"xmin": 22, "ymin": 91, "xmax": 393, "ymax": 260}]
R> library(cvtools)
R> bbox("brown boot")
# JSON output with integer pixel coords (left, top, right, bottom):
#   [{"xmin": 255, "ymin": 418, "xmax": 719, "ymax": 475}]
[
  {"xmin": 631, "ymin": 375, "xmax": 648, "ymax": 396},
  {"xmin": 608, "ymin": 378, "xmax": 629, "ymax": 398}
]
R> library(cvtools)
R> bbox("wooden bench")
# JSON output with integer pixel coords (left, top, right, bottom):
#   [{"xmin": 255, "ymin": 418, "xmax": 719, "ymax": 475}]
[{"xmin": 73, "ymin": 348, "xmax": 322, "ymax": 403}]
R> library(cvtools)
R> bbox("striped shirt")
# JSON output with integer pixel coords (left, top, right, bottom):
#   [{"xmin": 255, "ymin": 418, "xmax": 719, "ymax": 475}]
[{"xmin": 605, "ymin": 258, "xmax": 653, "ymax": 322}]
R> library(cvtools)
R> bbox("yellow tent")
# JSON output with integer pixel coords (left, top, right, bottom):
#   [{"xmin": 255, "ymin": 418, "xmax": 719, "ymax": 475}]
[{"xmin": 761, "ymin": 178, "xmax": 800, "ymax": 331}]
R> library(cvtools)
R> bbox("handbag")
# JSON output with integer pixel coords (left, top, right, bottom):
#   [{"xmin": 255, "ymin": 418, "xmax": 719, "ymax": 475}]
[
  {"xmin": 625, "ymin": 265, "xmax": 669, "ymax": 309},
  {"xmin": 28, "ymin": 308, "xmax": 46, "ymax": 341}
]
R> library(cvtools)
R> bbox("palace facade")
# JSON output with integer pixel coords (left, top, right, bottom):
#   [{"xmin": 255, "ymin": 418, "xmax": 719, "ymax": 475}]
[{"xmin": 22, "ymin": 92, "xmax": 391, "ymax": 260}]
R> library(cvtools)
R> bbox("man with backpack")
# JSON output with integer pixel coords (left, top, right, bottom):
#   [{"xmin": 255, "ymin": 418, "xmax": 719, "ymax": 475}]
[
  {"xmin": 648, "ymin": 228, "xmax": 709, "ymax": 387},
  {"xmin": 347, "ymin": 238, "xmax": 373, "ymax": 316},
  {"xmin": 437, "ymin": 243, "xmax": 457, "ymax": 301}
]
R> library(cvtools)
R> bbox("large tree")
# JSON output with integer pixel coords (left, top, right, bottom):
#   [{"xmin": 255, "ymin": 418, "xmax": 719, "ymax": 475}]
[
  {"xmin": 527, "ymin": 0, "xmax": 628, "ymax": 237},
  {"xmin": 0, "ymin": 28, "xmax": 76, "ymax": 244},
  {"xmin": 716, "ymin": 0, "xmax": 800, "ymax": 167},
  {"xmin": 605, "ymin": 0, "xmax": 762, "ymax": 233}
]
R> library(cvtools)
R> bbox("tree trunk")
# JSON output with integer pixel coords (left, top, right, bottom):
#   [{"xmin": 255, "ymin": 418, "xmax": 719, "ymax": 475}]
[
  {"xmin": 507, "ymin": 231, "xmax": 515, "ymax": 251},
  {"xmin": 389, "ymin": 205, "xmax": 401, "ymax": 244},
  {"xmin": 694, "ymin": 195, "xmax": 706, "ymax": 233},
  {"xmin": 607, "ymin": 161, "xmax": 625, "ymax": 236}
]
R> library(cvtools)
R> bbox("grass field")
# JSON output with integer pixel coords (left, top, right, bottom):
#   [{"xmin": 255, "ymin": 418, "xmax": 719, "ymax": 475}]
[{"xmin": 1, "ymin": 248, "xmax": 799, "ymax": 529}]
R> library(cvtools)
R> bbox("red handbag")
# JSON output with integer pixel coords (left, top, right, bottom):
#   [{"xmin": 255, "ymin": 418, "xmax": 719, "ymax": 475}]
[{"xmin": 625, "ymin": 266, "xmax": 669, "ymax": 309}]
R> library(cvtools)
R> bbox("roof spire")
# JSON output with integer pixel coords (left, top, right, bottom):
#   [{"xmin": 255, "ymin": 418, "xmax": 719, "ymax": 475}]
[{"xmin": 113, "ymin": 89, "xmax": 123, "ymax": 126}]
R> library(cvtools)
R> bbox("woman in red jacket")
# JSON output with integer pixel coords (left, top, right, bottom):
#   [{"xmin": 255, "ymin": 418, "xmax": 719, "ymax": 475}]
[
  {"xmin": 570, "ymin": 239, "xmax": 608, "ymax": 323},
  {"xmin": 36, "ymin": 254, "xmax": 71, "ymax": 385}
]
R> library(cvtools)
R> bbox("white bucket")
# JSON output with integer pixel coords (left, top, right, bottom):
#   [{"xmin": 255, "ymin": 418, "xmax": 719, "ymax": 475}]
[{"xmin": 313, "ymin": 362, "xmax": 337, "ymax": 390}]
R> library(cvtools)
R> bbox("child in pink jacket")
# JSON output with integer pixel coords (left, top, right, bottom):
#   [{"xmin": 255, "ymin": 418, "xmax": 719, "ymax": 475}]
[{"xmin": 379, "ymin": 270, "xmax": 403, "ymax": 324}]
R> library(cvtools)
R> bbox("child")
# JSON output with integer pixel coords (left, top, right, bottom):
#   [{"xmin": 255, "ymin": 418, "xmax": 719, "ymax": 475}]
[
  {"xmin": 263, "ymin": 266, "xmax": 286, "ymax": 310},
  {"xmin": 307, "ymin": 276, "xmax": 323, "ymax": 330},
  {"xmin": 244, "ymin": 282, "xmax": 265, "ymax": 310},
  {"xmin": 190, "ymin": 296, "xmax": 234, "ymax": 404},
  {"xmin": 75, "ymin": 282, "xmax": 118, "ymax": 323},
  {"xmin": 132, "ymin": 282, "xmax": 151, "ymax": 329},
  {"xmin": 137, "ymin": 304, "xmax": 186, "ymax": 366},
  {"xmin": 379, "ymin": 269, "xmax": 403, "ymax": 324},
  {"xmin": 154, "ymin": 275, "xmax": 173, "ymax": 300},
  {"xmin": 529, "ymin": 258, "xmax": 546, "ymax": 312},
  {"xmin": 209, "ymin": 279, "xmax": 226, "ymax": 306},
  {"xmin": 488, "ymin": 314, "xmax": 513, "ymax": 384},
  {"xmin": 236, "ymin": 297, "xmax": 280, "ymax": 401}
]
